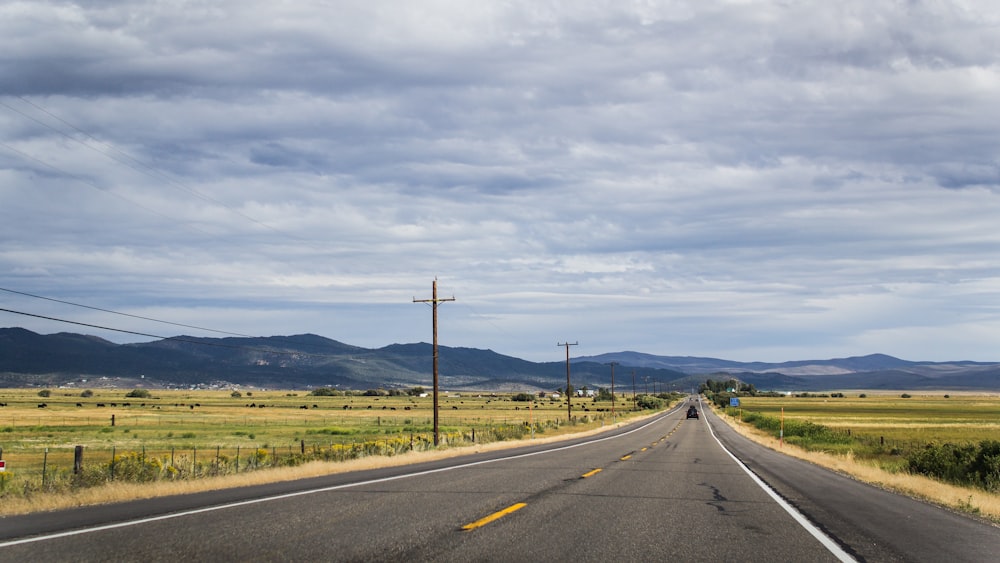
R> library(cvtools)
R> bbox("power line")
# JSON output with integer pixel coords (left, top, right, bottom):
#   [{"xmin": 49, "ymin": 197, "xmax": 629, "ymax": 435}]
[
  {"xmin": 0, "ymin": 286, "xmax": 255, "ymax": 338},
  {"xmin": 0, "ymin": 306, "xmax": 339, "ymax": 359}
]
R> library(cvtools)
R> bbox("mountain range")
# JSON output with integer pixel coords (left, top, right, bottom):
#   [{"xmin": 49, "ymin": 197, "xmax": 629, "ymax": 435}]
[{"xmin": 2, "ymin": 327, "xmax": 999, "ymax": 391}]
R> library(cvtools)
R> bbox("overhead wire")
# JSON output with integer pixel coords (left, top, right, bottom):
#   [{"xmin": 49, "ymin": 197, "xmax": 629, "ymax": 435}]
[
  {"xmin": 0, "ymin": 307, "xmax": 344, "ymax": 359},
  {"xmin": 0, "ymin": 286, "xmax": 256, "ymax": 338}
]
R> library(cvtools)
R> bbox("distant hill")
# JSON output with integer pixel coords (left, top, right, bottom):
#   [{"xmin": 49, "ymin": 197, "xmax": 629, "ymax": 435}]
[
  {"xmin": 0, "ymin": 328, "xmax": 685, "ymax": 391},
  {"xmin": 579, "ymin": 351, "xmax": 1000, "ymax": 391},
  {"xmin": 2, "ymin": 327, "xmax": 998, "ymax": 391}
]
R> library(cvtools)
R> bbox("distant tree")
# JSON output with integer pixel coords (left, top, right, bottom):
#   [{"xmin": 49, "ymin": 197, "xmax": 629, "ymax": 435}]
[
  {"xmin": 406, "ymin": 386, "xmax": 426, "ymax": 396},
  {"xmin": 230, "ymin": 391, "xmax": 242, "ymax": 398},
  {"xmin": 901, "ymin": 393, "xmax": 912, "ymax": 398},
  {"xmin": 511, "ymin": 392, "xmax": 535, "ymax": 402},
  {"xmin": 81, "ymin": 389, "xmax": 94, "ymax": 398},
  {"xmin": 37, "ymin": 389, "xmax": 51, "ymax": 398},
  {"xmin": 594, "ymin": 387, "xmax": 613, "ymax": 401},
  {"xmin": 125, "ymin": 388, "xmax": 151, "ymax": 398},
  {"xmin": 309, "ymin": 387, "xmax": 340, "ymax": 397}
]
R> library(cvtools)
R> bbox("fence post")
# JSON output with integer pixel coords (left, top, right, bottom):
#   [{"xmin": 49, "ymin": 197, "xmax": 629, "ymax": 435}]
[
  {"xmin": 42, "ymin": 448, "xmax": 48, "ymax": 487},
  {"xmin": 236, "ymin": 446, "xmax": 240, "ymax": 473},
  {"xmin": 74, "ymin": 445, "xmax": 84, "ymax": 475},
  {"xmin": 111, "ymin": 414, "xmax": 115, "ymax": 427},
  {"xmin": 300, "ymin": 439, "xmax": 305, "ymax": 455},
  {"xmin": 111, "ymin": 446, "xmax": 116, "ymax": 479}
]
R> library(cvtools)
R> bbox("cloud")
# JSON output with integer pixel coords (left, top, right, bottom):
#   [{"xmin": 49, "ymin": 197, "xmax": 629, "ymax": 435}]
[{"xmin": 2, "ymin": 0, "xmax": 1000, "ymax": 364}]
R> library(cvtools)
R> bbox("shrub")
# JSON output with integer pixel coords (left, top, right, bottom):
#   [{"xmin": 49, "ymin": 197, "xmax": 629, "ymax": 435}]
[
  {"xmin": 38, "ymin": 389, "xmax": 51, "ymax": 397},
  {"xmin": 636, "ymin": 395, "xmax": 663, "ymax": 409},
  {"xmin": 230, "ymin": 391, "xmax": 242, "ymax": 398},
  {"xmin": 125, "ymin": 388, "xmax": 151, "ymax": 398},
  {"xmin": 81, "ymin": 389, "xmax": 94, "ymax": 397},
  {"xmin": 511, "ymin": 392, "xmax": 535, "ymax": 402},
  {"xmin": 908, "ymin": 440, "xmax": 1000, "ymax": 491},
  {"xmin": 309, "ymin": 387, "xmax": 339, "ymax": 397}
]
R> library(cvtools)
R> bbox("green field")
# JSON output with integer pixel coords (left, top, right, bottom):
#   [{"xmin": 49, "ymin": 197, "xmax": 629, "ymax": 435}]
[
  {"xmin": 718, "ymin": 393, "xmax": 1000, "ymax": 480},
  {"xmin": 0, "ymin": 387, "xmax": 674, "ymax": 497}
]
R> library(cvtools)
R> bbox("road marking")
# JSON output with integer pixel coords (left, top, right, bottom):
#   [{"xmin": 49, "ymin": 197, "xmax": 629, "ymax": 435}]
[
  {"xmin": 461, "ymin": 502, "xmax": 527, "ymax": 531},
  {"xmin": 620, "ymin": 454, "xmax": 632, "ymax": 460},
  {"xmin": 0, "ymin": 406, "xmax": 688, "ymax": 547},
  {"xmin": 581, "ymin": 468, "xmax": 602, "ymax": 478},
  {"xmin": 704, "ymin": 412, "xmax": 857, "ymax": 562},
  {"xmin": 640, "ymin": 447, "xmax": 648, "ymax": 452}
]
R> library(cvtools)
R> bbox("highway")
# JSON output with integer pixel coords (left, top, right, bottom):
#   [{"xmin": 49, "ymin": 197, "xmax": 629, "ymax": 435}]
[{"xmin": 1, "ymin": 400, "xmax": 997, "ymax": 562}]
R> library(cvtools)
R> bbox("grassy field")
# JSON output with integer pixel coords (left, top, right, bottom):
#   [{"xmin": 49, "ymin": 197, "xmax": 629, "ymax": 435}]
[
  {"xmin": 721, "ymin": 392, "xmax": 1000, "ymax": 465},
  {"xmin": 0, "ymin": 387, "xmax": 666, "ymax": 507},
  {"xmin": 710, "ymin": 391, "xmax": 1000, "ymax": 520}
]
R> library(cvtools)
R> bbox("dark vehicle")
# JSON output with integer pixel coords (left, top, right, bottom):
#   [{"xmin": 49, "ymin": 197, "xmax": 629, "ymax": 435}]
[{"xmin": 686, "ymin": 406, "xmax": 699, "ymax": 419}]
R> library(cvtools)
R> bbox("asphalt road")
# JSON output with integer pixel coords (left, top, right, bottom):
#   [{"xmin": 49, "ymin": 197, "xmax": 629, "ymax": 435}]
[{"xmin": 1, "ymin": 401, "xmax": 997, "ymax": 562}]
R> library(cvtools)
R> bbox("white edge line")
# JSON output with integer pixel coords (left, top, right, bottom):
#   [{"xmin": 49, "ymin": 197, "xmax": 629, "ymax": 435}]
[
  {"xmin": 0, "ymin": 407, "xmax": 681, "ymax": 548},
  {"xmin": 703, "ymin": 409, "xmax": 857, "ymax": 563}
]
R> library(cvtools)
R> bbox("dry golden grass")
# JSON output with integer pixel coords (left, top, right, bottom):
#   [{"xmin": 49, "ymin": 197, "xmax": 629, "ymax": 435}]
[
  {"xmin": 713, "ymin": 405, "xmax": 1000, "ymax": 522},
  {"xmin": 0, "ymin": 412, "xmax": 648, "ymax": 517}
]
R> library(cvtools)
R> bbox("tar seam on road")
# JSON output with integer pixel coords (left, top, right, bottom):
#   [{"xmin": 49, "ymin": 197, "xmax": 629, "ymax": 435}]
[
  {"xmin": 702, "ymin": 409, "xmax": 857, "ymax": 563},
  {"xmin": 0, "ymin": 406, "xmax": 686, "ymax": 548}
]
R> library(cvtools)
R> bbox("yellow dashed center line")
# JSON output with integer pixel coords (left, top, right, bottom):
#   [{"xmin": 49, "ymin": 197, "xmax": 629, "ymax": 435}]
[
  {"xmin": 581, "ymin": 468, "xmax": 602, "ymax": 478},
  {"xmin": 461, "ymin": 502, "xmax": 528, "ymax": 531},
  {"xmin": 620, "ymin": 454, "xmax": 632, "ymax": 461}
]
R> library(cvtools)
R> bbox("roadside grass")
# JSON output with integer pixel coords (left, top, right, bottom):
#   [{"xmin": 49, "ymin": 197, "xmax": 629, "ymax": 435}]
[
  {"xmin": 710, "ymin": 393, "xmax": 1000, "ymax": 522},
  {"xmin": 0, "ymin": 388, "xmax": 669, "ymax": 515}
]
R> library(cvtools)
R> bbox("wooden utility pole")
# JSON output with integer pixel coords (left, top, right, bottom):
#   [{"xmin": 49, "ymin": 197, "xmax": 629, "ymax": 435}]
[
  {"xmin": 414, "ymin": 279, "xmax": 455, "ymax": 446},
  {"xmin": 557, "ymin": 342, "xmax": 578, "ymax": 421},
  {"xmin": 608, "ymin": 361, "xmax": 618, "ymax": 422},
  {"xmin": 631, "ymin": 370, "xmax": 637, "ymax": 411}
]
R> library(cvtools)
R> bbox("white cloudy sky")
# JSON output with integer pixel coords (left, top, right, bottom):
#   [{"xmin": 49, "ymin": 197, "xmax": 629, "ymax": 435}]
[{"xmin": 2, "ymin": 1, "xmax": 999, "ymax": 363}]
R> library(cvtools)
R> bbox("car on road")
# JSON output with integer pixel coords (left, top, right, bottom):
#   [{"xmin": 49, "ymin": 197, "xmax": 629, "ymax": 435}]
[{"xmin": 686, "ymin": 406, "xmax": 698, "ymax": 419}]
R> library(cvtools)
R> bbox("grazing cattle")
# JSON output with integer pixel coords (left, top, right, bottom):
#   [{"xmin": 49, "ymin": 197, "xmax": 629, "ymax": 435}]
[
  {"xmin": 366, "ymin": 405, "xmax": 372, "ymax": 410},
  {"xmin": 38, "ymin": 403, "xmax": 48, "ymax": 408},
  {"xmin": 110, "ymin": 403, "xmax": 118, "ymax": 407},
  {"xmin": 189, "ymin": 405, "xmax": 194, "ymax": 409},
  {"xmin": 122, "ymin": 403, "xmax": 131, "ymax": 407},
  {"xmin": 403, "ymin": 406, "xmax": 411, "ymax": 411},
  {"xmin": 312, "ymin": 404, "xmax": 318, "ymax": 409},
  {"xmin": 299, "ymin": 405, "xmax": 308, "ymax": 409},
  {"xmin": 258, "ymin": 404, "xmax": 265, "ymax": 408},
  {"xmin": 96, "ymin": 403, "xmax": 106, "ymax": 407},
  {"xmin": 342, "ymin": 405, "xmax": 351, "ymax": 410},
  {"xmin": 452, "ymin": 406, "xmax": 458, "ymax": 410},
  {"xmin": 76, "ymin": 403, "xmax": 83, "ymax": 407}
]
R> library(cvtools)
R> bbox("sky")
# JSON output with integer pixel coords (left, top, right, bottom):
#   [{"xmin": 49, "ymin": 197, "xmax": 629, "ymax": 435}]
[{"xmin": 2, "ymin": 1, "xmax": 999, "ymax": 364}]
